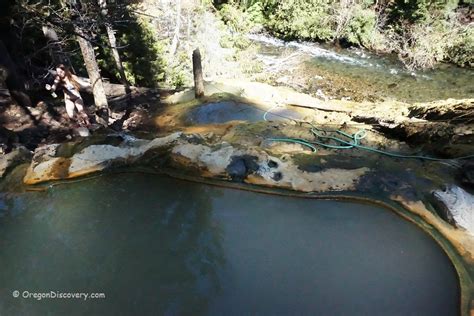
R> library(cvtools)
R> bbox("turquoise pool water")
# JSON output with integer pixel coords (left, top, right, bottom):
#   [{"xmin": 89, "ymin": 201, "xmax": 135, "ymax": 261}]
[{"xmin": 0, "ymin": 173, "xmax": 459, "ymax": 315}]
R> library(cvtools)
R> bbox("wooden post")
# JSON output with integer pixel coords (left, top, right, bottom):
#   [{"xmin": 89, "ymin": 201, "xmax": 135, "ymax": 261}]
[{"xmin": 192, "ymin": 48, "xmax": 204, "ymax": 98}]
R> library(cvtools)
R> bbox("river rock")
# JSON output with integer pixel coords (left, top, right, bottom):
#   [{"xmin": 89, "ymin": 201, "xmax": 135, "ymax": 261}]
[
  {"xmin": 433, "ymin": 186, "xmax": 474, "ymax": 235},
  {"xmin": 461, "ymin": 161, "xmax": 474, "ymax": 187},
  {"xmin": 75, "ymin": 127, "xmax": 90, "ymax": 137},
  {"xmin": 0, "ymin": 146, "xmax": 32, "ymax": 178}
]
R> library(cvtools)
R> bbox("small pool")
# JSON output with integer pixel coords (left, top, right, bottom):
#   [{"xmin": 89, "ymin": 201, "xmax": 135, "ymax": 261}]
[
  {"xmin": 0, "ymin": 173, "xmax": 460, "ymax": 315},
  {"xmin": 185, "ymin": 101, "xmax": 304, "ymax": 124}
]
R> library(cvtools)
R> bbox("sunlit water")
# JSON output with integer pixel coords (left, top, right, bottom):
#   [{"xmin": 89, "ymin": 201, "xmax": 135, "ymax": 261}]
[
  {"xmin": 250, "ymin": 34, "xmax": 474, "ymax": 102},
  {"xmin": 0, "ymin": 173, "xmax": 459, "ymax": 315}
]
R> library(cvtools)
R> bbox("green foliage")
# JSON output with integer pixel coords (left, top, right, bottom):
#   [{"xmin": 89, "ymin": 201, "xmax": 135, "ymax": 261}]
[
  {"xmin": 394, "ymin": 23, "xmax": 450, "ymax": 69},
  {"xmin": 96, "ymin": 33, "xmax": 120, "ymax": 81},
  {"xmin": 219, "ymin": 3, "xmax": 259, "ymax": 34},
  {"xmin": 387, "ymin": 0, "xmax": 460, "ymax": 24},
  {"xmin": 245, "ymin": 2, "xmax": 266, "ymax": 26},
  {"xmin": 118, "ymin": 17, "xmax": 167, "ymax": 87},
  {"xmin": 166, "ymin": 51, "xmax": 188, "ymax": 89},
  {"xmin": 264, "ymin": 0, "xmax": 333, "ymax": 41},
  {"xmin": 217, "ymin": 0, "xmax": 473, "ymax": 69},
  {"xmin": 6, "ymin": 0, "xmax": 172, "ymax": 88},
  {"xmin": 343, "ymin": 8, "xmax": 378, "ymax": 47},
  {"xmin": 218, "ymin": 3, "xmax": 259, "ymax": 49},
  {"xmin": 446, "ymin": 27, "xmax": 474, "ymax": 67},
  {"xmin": 383, "ymin": 2, "xmax": 472, "ymax": 70}
]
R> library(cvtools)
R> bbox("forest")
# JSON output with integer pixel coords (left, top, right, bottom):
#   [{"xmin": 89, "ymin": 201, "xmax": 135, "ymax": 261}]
[{"xmin": 0, "ymin": 0, "xmax": 472, "ymax": 148}]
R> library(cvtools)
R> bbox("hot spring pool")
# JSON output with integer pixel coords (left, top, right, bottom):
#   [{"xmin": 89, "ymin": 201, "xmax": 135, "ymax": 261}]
[
  {"xmin": 0, "ymin": 173, "xmax": 459, "ymax": 315},
  {"xmin": 184, "ymin": 101, "xmax": 304, "ymax": 124}
]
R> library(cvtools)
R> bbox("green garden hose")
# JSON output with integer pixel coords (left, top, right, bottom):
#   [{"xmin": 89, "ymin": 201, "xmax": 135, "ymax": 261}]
[{"xmin": 268, "ymin": 121, "xmax": 474, "ymax": 162}]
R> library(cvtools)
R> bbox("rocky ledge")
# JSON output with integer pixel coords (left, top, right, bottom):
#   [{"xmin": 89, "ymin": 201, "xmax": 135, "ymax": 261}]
[{"xmin": 23, "ymin": 132, "xmax": 369, "ymax": 193}]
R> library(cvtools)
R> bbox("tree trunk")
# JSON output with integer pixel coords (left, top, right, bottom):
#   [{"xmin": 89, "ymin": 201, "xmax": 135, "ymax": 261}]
[
  {"xmin": 98, "ymin": 0, "xmax": 131, "ymax": 99},
  {"xmin": 75, "ymin": 26, "xmax": 109, "ymax": 125},
  {"xmin": 192, "ymin": 48, "xmax": 204, "ymax": 98},
  {"xmin": 169, "ymin": 0, "xmax": 181, "ymax": 58},
  {"xmin": 0, "ymin": 40, "xmax": 32, "ymax": 109},
  {"xmin": 105, "ymin": 24, "xmax": 131, "ymax": 97},
  {"xmin": 0, "ymin": 66, "xmax": 11, "ymax": 108}
]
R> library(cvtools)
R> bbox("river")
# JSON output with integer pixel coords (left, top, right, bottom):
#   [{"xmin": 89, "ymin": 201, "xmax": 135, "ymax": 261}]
[{"xmin": 249, "ymin": 34, "xmax": 474, "ymax": 103}]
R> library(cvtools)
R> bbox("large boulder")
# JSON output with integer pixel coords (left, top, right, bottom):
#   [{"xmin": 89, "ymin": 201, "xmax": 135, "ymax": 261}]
[
  {"xmin": 23, "ymin": 133, "xmax": 182, "ymax": 184},
  {"xmin": 433, "ymin": 185, "xmax": 474, "ymax": 235},
  {"xmin": 0, "ymin": 146, "xmax": 32, "ymax": 178}
]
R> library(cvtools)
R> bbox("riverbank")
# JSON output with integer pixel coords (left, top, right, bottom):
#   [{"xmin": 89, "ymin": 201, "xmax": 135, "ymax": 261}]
[{"xmin": 217, "ymin": 1, "xmax": 473, "ymax": 71}]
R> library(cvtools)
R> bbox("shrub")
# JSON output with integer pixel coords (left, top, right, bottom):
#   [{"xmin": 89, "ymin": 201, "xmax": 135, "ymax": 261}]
[
  {"xmin": 219, "ymin": 3, "xmax": 255, "ymax": 33},
  {"xmin": 216, "ymin": 0, "xmax": 473, "ymax": 70},
  {"xmin": 385, "ymin": 16, "xmax": 467, "ymax": 70},
  {"xmin": 446, "ymin": 26, "xmax": 474, "ymax": 67},
  {"xmin": 387, "ymin": 0, "xmax": 460, "ymax": 24},
  {"xmin": 264, "ymin": 0, "xmax": 333, "ymax": 41},
  {"xmin": 343, "ymin": 7, "xmax": 378, "ymax": 47},
  {"xmin": 218, "ymin": 3, "xmax": 263, "ymax": 49}
]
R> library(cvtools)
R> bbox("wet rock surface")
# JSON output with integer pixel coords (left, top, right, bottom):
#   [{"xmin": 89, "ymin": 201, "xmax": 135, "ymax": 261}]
[
  {"xmin": 23, "ymin": 133, "xmax": 182, "ymax": 184},
  {"xmin": 20, "ymin": 81, "xmax": 474, "ymax": 209},
  {"xmin": 162, "ymin": 81, "xmax": 473, "ymax": 156},
  {"xmin": 0, "ymin": 146, "xmax": 31, "ymax": 177},
  {"xmin": 461, "ymin": 161, "xmax": 474, "ymax": 187},
  {"xmin": 226, "ymin": 155, "xmax": 259, "ymax": 181},
  {"xmin": 433, "ymin": 186, "xmax": 474, "ymax": 236}
]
